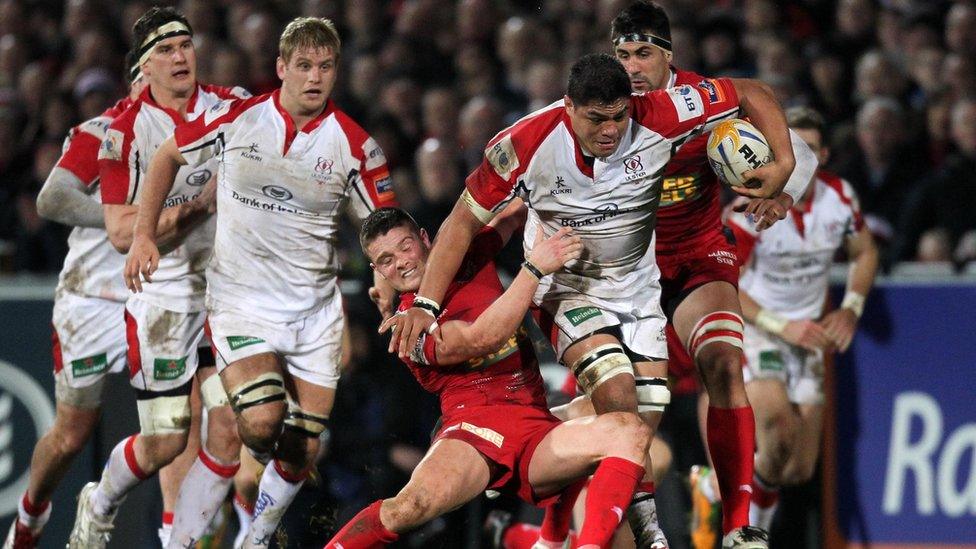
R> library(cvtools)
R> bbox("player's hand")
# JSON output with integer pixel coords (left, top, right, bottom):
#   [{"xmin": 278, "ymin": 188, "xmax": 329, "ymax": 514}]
[
  {"xmin": 818, "ymin": 308, "xmax": 858, "ymax": 352},
  {"xmin": 369, "ymin": 285, "xmax": 395, "ymax": 321},
  {"xmin": 733, "ymin": 193, "xmax": 794, "ymax": 231},
  {"xmin": 381, "ymin": 307, "xmax": 437, "ymax": 359},
  {"xmin": 196, "ymin": 176, "xmax": 218, "ymax": 214},
  {"xmin": 527, "ymin": 226, "xmax": 583, "ymax": 275},
  {"xmin": 125, "ymin": 234, "xmax": 160, "ymax": 293},
  {"xmin": 781, "ymin": 319, "xmax": 832, "ymax": 352},
  {"xmin": 734, "ymin": 158, "xmax": 793, "ymax": 199}
]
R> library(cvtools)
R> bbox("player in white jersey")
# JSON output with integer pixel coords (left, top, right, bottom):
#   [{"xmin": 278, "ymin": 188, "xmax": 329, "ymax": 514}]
[
  {"xmin": 390, "ymin": 53, "xmax": 796, "ymax": 547},
  {"xmin": 2, "ymin": 54, "xmax": 216, "ymax": 549},
  {"xmin": 725, "ymin": 107, "xmax": 878, "ymax": 534},
  {"xmin": 126, "ymin": 17, "xmax": 398, "ymax": 546},
  {"xmin": 67, "ymin": 8, "xmax": 250, "ymax": 549}
]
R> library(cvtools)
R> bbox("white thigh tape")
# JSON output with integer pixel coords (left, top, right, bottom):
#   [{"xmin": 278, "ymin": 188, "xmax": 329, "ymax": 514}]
[
  {"xmin": 137, "ymin": 395, "xmax": 191, "ymax": 435},
  {"xmin": 200, "ymin": 373, "xmax": 229, "ymax": 410}
]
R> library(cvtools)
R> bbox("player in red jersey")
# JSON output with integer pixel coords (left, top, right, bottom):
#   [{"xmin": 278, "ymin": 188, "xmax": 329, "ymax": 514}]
[
  {"xmin": 609, "ymin": 3, "xmax": 819, "ymax": 548},
  {"xmin": 325, "ymin": 206, "xmax": 653, "ymax": 549}
]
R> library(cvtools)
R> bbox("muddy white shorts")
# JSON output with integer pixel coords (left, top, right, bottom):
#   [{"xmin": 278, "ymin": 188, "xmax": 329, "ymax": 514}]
[
  {"xmin": 208, "ymin": 292, "xmax": 343, "ymax": 389},
  {"xmin": 742, "ymin": 322, "xmax": 825, "ymax": 405},
  {"xmin": 124, "ymin": 296, "xmax": 207, "ymax": 392},
  {"xmin": 532, "ymin": 279, "xmax": 668, "ymax": 364},
  {"xmin": 51, "ymin": 292, "xmax": 128, "ymax": 408}
]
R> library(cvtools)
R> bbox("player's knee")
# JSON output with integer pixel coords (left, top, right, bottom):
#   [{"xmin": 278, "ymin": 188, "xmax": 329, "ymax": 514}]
[
  {"xmin": 758, "ymin": 413, "xmax": 794, "ymax": 466},
  {"xmin": 229, "ymin": 372, "xmax": 288, "ymax": 451},
  {"xmin": 50, "ymin": 422, "xmax": 93, "ymax": 457},
  {"xmin": 597, "ymin": 411, "xmax": 651, "ymax": 460},
  {"xmin": 690, "ymin": 311, "xmax": 745, "ymax": 386},
  {"xmin": 206, "ymin": 409, "xmax": 242, "ymax": 462},
  {"xmin": 141, "ymin": 431, "xmax": 189, "ymax": 470}
]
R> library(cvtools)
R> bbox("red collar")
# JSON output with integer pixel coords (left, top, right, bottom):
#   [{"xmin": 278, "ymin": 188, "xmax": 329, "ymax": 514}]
[
  {"xmin": 272, "ymin": 89, "xmax": 334, "ymax": 155},
  {"xmin": 141, "ymin": 84, "xmax": 200, "ymax": 125},
  {"xmin": 790, "ymin": 185, "xmax": 816, "ymax": 237}
]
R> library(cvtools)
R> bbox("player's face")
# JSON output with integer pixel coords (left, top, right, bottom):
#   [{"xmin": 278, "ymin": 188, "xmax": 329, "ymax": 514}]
[
  {"xmin": 368, "ymin": 225, "xmax": 431, "ymax": 293},
  {"xmin": 142, "ymin": 35, "xmax": 196, "ymax": 96},
  {"xmin": 615, "ymin": 42, "xmax": 671, "ymax": 92},
  {"xmin": 277, "ymin": 46, "xmax": 338, "ymax": 116},
  {"xmin": 565, "ymin": 97, "xmax": 630, "ymax": 158}
]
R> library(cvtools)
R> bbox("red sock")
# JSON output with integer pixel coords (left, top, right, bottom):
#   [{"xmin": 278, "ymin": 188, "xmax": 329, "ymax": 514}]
[
  {"xmin": 324, "ymin": 500, "xmax": 399, "ymax": 548},
  {"xmin": 503, "ymin": 523, "xmax": 579, "ymax": 549},
  {"xmin": 540, "ymin": 479, "xmax": 585, "ymax": 543},
  {"xmin": 707, "ymin": 405, "xmax": 755, "ymax": 534},
  {"xmin": 751, "ymin": 474, "xmax": 779, "ymax": 509},
  {"xmin": 576, "ymin": 457, "xmax": 644, "ymax": 547},
  {"xmin": 161, "ymin": 511, "xmax": 173, "ymax": 527}
]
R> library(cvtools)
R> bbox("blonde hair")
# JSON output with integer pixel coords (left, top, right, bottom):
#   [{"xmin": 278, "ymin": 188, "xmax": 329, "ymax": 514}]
[{"xmin": 279, "ymin": 17, "xmax": 341, "ymax": 63}]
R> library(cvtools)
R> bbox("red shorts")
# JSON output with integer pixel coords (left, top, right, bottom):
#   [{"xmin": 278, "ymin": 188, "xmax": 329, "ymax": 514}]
[
  {"xmin": 657, "ymin": 228, "xmax": 740, "ymax": 321},
  {"xmin": 435, "ymin": 404, "xmax": 561, "ymax": 507}
]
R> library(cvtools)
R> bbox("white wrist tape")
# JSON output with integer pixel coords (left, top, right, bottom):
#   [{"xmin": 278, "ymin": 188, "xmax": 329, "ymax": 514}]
[
  {"xmin": 755, "ymin": 309, "xmax": 788, "ymax": 336},
  {"xmin": 841, "ymin": 291, "xmax": 866, "ymax": 318}
]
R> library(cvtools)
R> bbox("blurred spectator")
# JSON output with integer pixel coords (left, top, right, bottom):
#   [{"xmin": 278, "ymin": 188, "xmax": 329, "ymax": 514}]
[
  {"xmin": 421, "ymin": 86, "xmax": 459, "ymax": 141},
  {"xmin": 458, "ymin": 94, "xmax": 503, "ymax": 171},
  {"xmin": 207, "ymin": 45, "xmax": 247, "ymax": 89},
  {"xmin": 854, "ymin": 49, "xmax": 910, "ymax": 104},
  {"xmin": 915, "ymin": 228, "xmax": 953, "ymax": 263},
  {"xmin": 0, "ymin": 33, "xmax": 28, "ymax": 88},
  {"xmin": 833, "ymin": 0, "xmax": 877, "ymax": 59},
  {"xmin": 895, "ymin": 99, "xmax": 976, "ymax": 263},
  {"xmin": 72, "ymin": 68, "xmax": 118, "ymax": 120},
  {"xmin": 12, "ymin": 139, "xmax": 68, "ymax": 272},
  {"xmin": 412, "ymin": 137, "xmax": 462, "ymax": 234},
  {"xmin": 945, "ymin": 2, "xmax": 976, "ymax": 58}
]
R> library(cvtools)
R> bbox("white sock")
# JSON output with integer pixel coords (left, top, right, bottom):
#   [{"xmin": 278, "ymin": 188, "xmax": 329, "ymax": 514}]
[
  {"xmin": 167, "ymin": 447, "xmax": 239, "ymax": 548},
  {"xmin": 749, "ymin": 473, "xmax": 779, "ymax": 531},
  {"xmin": 232, "ymin": 493, "xmax": 253, "ymax": 549},
  {"xmin": 17, "ymin": 492, "xmax": 51, "ymax": 531},
  {"xmin": 246, "ymin": 460, "xmax": 305, "ymax": 545},
  {"xmin": 92, "ymin": 435, "xmax": 146, "ymax": 516},
  {"xmin": 158, "ymin": 515, "xmax": 173, "ymax": 547}
]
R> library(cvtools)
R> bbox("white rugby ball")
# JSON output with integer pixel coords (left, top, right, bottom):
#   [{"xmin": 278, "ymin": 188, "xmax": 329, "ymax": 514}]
[{"xmin": 706, "ymin": 119, "xmax": 771, "ymax": 188}]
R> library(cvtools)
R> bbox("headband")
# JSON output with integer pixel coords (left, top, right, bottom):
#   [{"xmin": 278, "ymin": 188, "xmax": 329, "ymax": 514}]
[
  {"xmin": 613, "ymin": 32, "xmax": 672, "ymax": 52},
  {"xmin": 137, "ymin": 21, "xmax": 192, "ymax": 66},
  {"xmin": 128, "ymin": 60, "xmax": 143, "ymax": 84}
]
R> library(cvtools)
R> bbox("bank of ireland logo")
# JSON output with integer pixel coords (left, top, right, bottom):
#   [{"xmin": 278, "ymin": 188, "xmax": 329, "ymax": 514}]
[
  {"xmin": 185, "ymin": 169, "xmax": 211, "ymax": 187},
  {"xmin": 262, "ymin": 185, "xmax": 293, "ymax": 202},
  {"xmin": 0, "ymin": 360, "xmax": 55, "ymax": 515}
]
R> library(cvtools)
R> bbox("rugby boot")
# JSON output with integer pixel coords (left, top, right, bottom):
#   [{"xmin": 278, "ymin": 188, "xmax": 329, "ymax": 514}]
[
  {"xmin": 627, "ymin": 493, "xmax": 669, "ymax": 548},
  {"xmin": 66, "ymin": 482, "xmax": 117, "ymax": 549},
  {"xmin": 721, "ymin": 526, "xmax": 769, "ymax": 549}
]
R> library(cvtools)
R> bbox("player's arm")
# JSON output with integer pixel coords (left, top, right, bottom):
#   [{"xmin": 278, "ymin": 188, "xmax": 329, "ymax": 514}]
[
  {"xmin": 123, "ymin": 136, "xmax": 191, "ymax": 291},
  {"xmin": 729, "ymin": 78, "xmax": 796, "ymax": 199},
  {"xmin": 735, "ymin": 129, "xmax": 818, "ymax": 230},
  {"xmin": 36, "ymin": 168, "xmax": 106, "ymax": 227},
  {"xmin": 486, "ymin": 199, "xmax": 527, "ymax": 247},
  {"xmin": 104, "ymin": 180, "xmax": 214, "ymax": 253},
  {"xmin": 424, "ymin": 227, "xmax": 581, "ymax": 365},
  {"xmin": 819, "ymin": 225, "xmax": 878, "ymax": 352}
]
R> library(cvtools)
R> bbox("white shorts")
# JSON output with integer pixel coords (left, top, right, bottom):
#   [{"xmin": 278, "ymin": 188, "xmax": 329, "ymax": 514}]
[
  {"xmin": 533, "ymin": 280, "xmax": 668, "ymax": 364},
  {"xmin": 208, "ymin": 292, "xmax": 343, "ymax": 389},
  {"xmin": 742, "ymin": 322, "xmax": 824, "ymax": 405},
  {"xmin": 124, "ymin": 297, "xmax": 207, "ymax": 392},
  {"xmin": 51, "ymin": 293, "xmax": 128, "ymax": 408}
]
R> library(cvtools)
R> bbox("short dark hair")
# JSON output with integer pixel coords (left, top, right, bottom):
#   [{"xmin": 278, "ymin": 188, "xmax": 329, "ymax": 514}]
[
  {"xmin": 567, "ymin": 54, "xmax": 631, "ymax": 106},
  {"xmin": 132, "ymin": 7, "xmax": 192, "ymax": 52},
  {"xmin": 611, "ymin": 1, "xmax": 672, "ymax": 43},
  {"xmin": 786, "ymin": 106, "xmax": 826, "ymax": 140},
  {"xmin": 360, "ymin": 207, "xmax": 422, "ymax": 256}
]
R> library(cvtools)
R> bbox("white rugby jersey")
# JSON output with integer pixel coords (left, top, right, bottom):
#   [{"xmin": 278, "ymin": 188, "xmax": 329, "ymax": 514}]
[
  {"xmin": 54, "ymin": 98, "xmax": 133, "ymax": 302},
  {"xmin": 174, "ymin": 90, "xmax": 396, "ymax": 321},
  {"xmin": 100, "ymin": 84, "xmax": 250, "ymax": 313},
  {"xmin": 728, "ymin": 170, "xmax": 865, "ymax": 320},
  {"xmin": 465, "ymin": 79, "xmax": 739, "ymax": 298}
]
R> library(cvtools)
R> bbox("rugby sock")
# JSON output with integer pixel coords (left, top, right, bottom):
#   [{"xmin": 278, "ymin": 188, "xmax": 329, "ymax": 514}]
[
  {"xmin": 324, "ymin": 500, "xmax": 399, "ymax": 548},
  {"xmin": 17, "ymin": 492, "xmax": 51, "ymax": 531},
  {"xmin": 245, "ymin": 459, "xmax": 306, "ymax": 545},
  {"xmin": 233, "ymin": 491, "xmax": 254, "ymax": 549},
  {"xmin": 627, "ymin": 480, "xmax": 664, "ymax": 544},
  {"xmin": 92, "ymin": 435, "xmax": 148, "ymax": 516},
  {"xmin": 749, "ymin": 473, "xmax": 780, "ymax": 531},
  {"xmin": 706, "ymin": 406, "xmax": 755, "ymax": 534},
  {"xmin": 539, "ymin": 479, "xmax": 584, "ymax": 544},
  {"xmin": 158, "ymin": 512, "xmax": 173, "ymax": 547},
  {"xmin": 576, "ymin": 457, "xmax": 644, "ymax": 547},
  {"xmin": 167, "ymin": 447, "xmax": 239, "ymax": 548}
]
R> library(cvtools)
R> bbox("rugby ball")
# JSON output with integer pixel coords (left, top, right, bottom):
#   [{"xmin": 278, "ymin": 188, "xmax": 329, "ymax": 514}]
[{"xmin": 706, "ymin": 119, "xmax": 771, "ymax": 188}]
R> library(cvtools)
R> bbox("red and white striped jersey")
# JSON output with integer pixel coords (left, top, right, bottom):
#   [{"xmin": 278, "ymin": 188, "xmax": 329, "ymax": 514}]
[
  {"xmin": 465, "ymin": 79, "xmax": 739, "ymax": 299},
  {"xmin": 99, "ymin": 84, "xmax": 250, "ymax": 313},
  {"xmin": 728, "ymin": 170, "xmax": 865, "ymax": 320},
  {"xmin": 55, "ymin": 97, "xmax": 133, "ymax": 302},
  {"xmin": 174, "ymin": 90, "xmax": 397, "ymax": 321}
]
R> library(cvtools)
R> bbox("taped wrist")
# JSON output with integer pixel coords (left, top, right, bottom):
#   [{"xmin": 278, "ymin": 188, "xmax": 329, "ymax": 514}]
[
  {"xmin": 841, "ymin": 291, "xmax": 865, "ymax": 318},
  {"xmin": 413, "ymin": 296, "xmax": 440, "ymax": 317},
  {"xmin": 755, "ymin": 309, "xmax": 788, "ymax": 336}
]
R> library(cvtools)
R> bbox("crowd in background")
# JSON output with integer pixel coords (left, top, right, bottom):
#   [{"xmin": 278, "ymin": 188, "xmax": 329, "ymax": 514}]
[{"xmin": 1, "ymin": 0, "xmax": 975, "ymax": 546}]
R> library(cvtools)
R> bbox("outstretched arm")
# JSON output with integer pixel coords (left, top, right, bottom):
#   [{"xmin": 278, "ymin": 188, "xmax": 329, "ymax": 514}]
[
  {"xmin": 819, "ymin": 225, "xmax": 878, "ymax": 351},
  {"xmin": 730, "ymin": 78, "xmax": 796, "ymax": 199},
  {"xmin": 36, "ymin": 168, "xmax": 106, "ymax": 227}
]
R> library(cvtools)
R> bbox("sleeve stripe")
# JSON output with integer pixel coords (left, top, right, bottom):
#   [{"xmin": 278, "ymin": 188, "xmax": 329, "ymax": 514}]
[
  {"xmin": 180, "ymin": 132, "xmax": 223, "ymax": 155},
  {"xmin": 348, "ymin": 171, "xmax": 375, "ymax": 213}
]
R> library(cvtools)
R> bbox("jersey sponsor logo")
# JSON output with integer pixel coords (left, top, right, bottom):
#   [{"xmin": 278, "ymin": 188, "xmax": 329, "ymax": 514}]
[
  {"xmin": 668, "ymin": 85, "xmax": 702, "ymax": 122},
  {"xmin": 71, "ymin": 353, "xmax": 108, "ymax": 378},
  {"xmin": 363, "ymin": 137, "xmax": 387, "ymax": 171},
  {"xmin": 153, "ymin": 357, "xmax": 187, "ymax": 381},
  {"xmin": 549, "ymin": 175, "xmax": 571, "ymax": 196},
  {"xmin": 459, "ymin": 422, "xmax": 505, "ymax": 448},
  {"xmin": 185, "ymin": 169, "xmax": 211, "ymax": 186},
  {"xmin": 659, "ymin": 175, "xmax": 702, "ymax": 206},
  {"xmin": 99, "ymin": 129, "xmax": 124, "ymax": 161},
  {"xmin": 558, "ymin": 203, "xmax": 632, "ymax": 228},
  {"xmin": 486, "ymin": 134, "xmax": 520, "ymax": 180},
  {"xmin": 262, "ymin": 185, "xmax": 293, "ymax": 201},
  {"xmin": 698, "ymin": 79, "xmax": 725, "ymax": 103},
  {"xmin": 240, "ymin": 143, "xmax": 262, "ymax": 162},
  {"xmin": 374, "ymin": 171, "xmax": 395, "ymax": 202},
  {"xmin": 565, "ymin": 306, "xmax": 602, "ymax": 327},
  {"xmin": 226, "ymin": 336, "xmax": 265, "ymax": 351},
  {"xmin": 708, "ymin": 250, "xmax": 737, "ymax": 266},
  {"xmin": 758, "ymin": 350, "xmax": 784, "ymax": 372},
  {"xmin": 467, "ymin": 328, "xmax": 524, "ymax": 370},
  {"xmin": 314, "ymin": 157, "xmax": 334, "ymax": 174},
  {"xmin": 204, "ymin": 99, "xmax": 232, "ymax": 125}
]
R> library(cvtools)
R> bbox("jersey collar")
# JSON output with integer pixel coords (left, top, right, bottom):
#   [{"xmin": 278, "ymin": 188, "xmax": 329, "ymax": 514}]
[
  {"xmin": 141, "ymin": 83, "xmax": 200, "ymax": 125},
  {"xmin": 561, "ymin": 109, "xmax": 595, "ymax": 178},
  {"xmin": 272, "ymin": 89, "xmax": 335, "ymax": 155}
]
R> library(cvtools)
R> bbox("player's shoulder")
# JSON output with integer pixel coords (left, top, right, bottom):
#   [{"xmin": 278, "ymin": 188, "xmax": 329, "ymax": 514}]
[
  {"xmin": 200, "ymin": 83, "xmax": 252, "ymax": 101},
  {"xmin": 493, "ymin": 101, "xmax": 564, "ymax": 148},
  {"xmin": 817, "ymin": 169, "xmax": 859, "ymax": 206},
  {"xmin": 672, "ymin": 67, "xmax": 707, "ymax": 86},
  {"xmin": 331, "ymin": 103, "xmax": 369, "ymax": 140}
]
